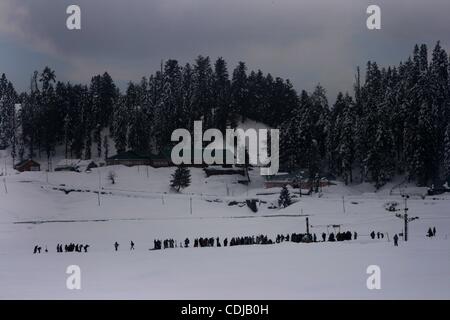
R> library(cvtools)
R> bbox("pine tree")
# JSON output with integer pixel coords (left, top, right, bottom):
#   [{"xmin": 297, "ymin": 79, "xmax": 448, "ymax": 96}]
[
  {"xmin": 278, "ymin": 185, "xmax": 292, "ymax": 208},
  {"xmin": 0, "ymin": 74, "xmax": 17, "ymax": 149},
  {"xmin": 430, "ymin": 41, "xmax": 449, "ymax": 180},
  {"xmin": 327, "ymin": 92, "xmax": 346, "ymax": 176},
  {"xmin": 103, "ymin": 135, "xmax": 109, "ymax": 160},
  {"xmin": 181, "ymin": 64, "xmax": 194, "ymax": 129},
  {"xmin": 112, "ymin": 96, "xmax": 129, "ymax": 153},
  {"xmin": 170, "ymin": 166, "xmax": 191, "ymax": 192},
  {"xmin": 338, "ymin": 94, "xmax": 355, "ymax": 184},
  {"xmin": 192, "ymin": 56, "xmax": 214, "ymax": 128},
  {"xmin": 230, "ymin": 62, "xmax": 248, "ymax": 124},
  {"xmin": 39, "ymin": 67, "xmax": 58, "ymax": 168},
  {"xmin": 212, "ymin": 57, "xmax": 231, "ymax": 132},
  {"xmin": 127, "ymin": 82, "xmax": 150, "ymax": 153},
  {"xmin": 444, "ymin": 125, "xmax": 450, "ymax": 184}
]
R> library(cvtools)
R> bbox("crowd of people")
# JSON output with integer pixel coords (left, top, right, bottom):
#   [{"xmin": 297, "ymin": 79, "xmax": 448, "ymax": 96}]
[
  {"xmin": 151, "ymin": 239, "xmax": 180, "ymax": 250},
  {"xmin": 32, "ymin": 245, "xmax": 46, "ymax": 254},
  {"xmin": 57, "ymin": 243, "xmax": 90, "ymax": 253},
  {"xmin": 150, "ymin": 234, "xmax": 275, "ymax": 250},
  {"xmin": 370, "ymin": 231, "xmax": 385, "ymax": 240},
  {"xmin": 33, "ymin": 243, "xmax": 90, "ymax": 253},
  {"xmin": 33, "ymin": 226, "xmax": 438, "ymax": 253},
  {"xmin": 427, "ymin": 227, "xmax": 437, "ymax": 238}
]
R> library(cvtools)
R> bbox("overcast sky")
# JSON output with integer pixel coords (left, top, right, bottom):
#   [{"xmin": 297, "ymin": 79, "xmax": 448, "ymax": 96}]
[{"xmin": 1, "ymin": 0, "xmax": 450, "ymax": 99}]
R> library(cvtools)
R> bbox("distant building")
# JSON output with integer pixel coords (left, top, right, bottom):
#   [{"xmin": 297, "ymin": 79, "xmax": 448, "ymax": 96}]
[
  {"xmin": 264, "ymin": 170, "xmax": 329, "ymax": 189},
  {"xmin": 172, "ymin": 148, "xmax": 235, "ymax": 168},
  {"xmin": 148, "ymin": 150, "xmax": 172, "ymax": 168},
  {"xmin": 54, "ymin": 159, "xmax": 98, "ymax": 172},
  {"xmin": 76, "ymin": 160, "xmax": 98, "ymax": 172},
  {"xmin": 14, "ymin": 159, "xmax": 41, "ymax": 172},
  {"xmin": 106, "ymin": 148, "xmax": 236, "ymax": 168},
  {"xmin": 55, "ymin": 159, "xmax": 81, "ymax": 172},
  {"xmin": 204, "ymin": 166, "xmax": 245, "ymax": 177},
  {"xmin": 106, "ymin": 151, "xmax": 150, "ymax": 167}
]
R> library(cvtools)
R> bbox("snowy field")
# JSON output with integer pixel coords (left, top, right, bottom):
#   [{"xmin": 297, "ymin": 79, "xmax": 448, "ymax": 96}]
[{"xmin": 0, "ymin": 163, "xmax": 449, "ymax": 299}]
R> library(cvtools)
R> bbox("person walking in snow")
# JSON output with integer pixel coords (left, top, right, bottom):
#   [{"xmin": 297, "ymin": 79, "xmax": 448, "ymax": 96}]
[
  {"xmin": 328, "ymin": 233, "xmax": 335, "ymax": 242},
  {"xmin": 223, "ymin": 238, "xmax": 228, "ymax": 247},
  {"xmin": 130, "ymin": 241, "xmax": 135, "ymax": 250},
  {"xmin": 114, "ymin": 242, "xmax": 119, "ymax": 251},
  {"xmin": 393, "ymin": 234, "xmax": 399, "ymax": 246},
  {"xmin": 84, "ymin": 245, "xmax": 89, "ymax": 252},
  {"xmin": 353, "ymin": 232, "xmax": 357, "ymax": 240},
  {"xmin": 433, "ymin": 227, "xmax": 436, "ymax": 237},
  {"xmin": 322, "ymin": 233, "xmax": 326, "ymax": 242},
  {"xmin": 184, "ymin": 238, "xmax": 190, "ymax": 248},
  {"xmin": 370, "ymin": 231, "xmax": 376, "ymax": 239},
  {"xmin": 427, "ymin": 228, "xmax": 433, "ymax": 237}
]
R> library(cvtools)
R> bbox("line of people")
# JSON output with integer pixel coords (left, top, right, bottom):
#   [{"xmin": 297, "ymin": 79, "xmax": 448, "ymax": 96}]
[
  {"xmin": 150, "ymin": 239, "xmax": 180, "ymax": 250},
  {"xmin": 370, "ymin": 231, "xmax": 385, "ymax": 240},
  {"xmin": 33, "ymin": 245, "xmax": 47, "ymax": 254},
  {"xmin": 38, "ymin": 226, "xmax": 425, "ymax": 254},
  {"xmin": 57, "ymin": 243, "xmax": 90, "ymax": 253},
  {"xmin": 427, "ymin": 227, "xmax": 437, "ymax": 238},
  {"xmin": 149, "ymin": 234, "xmax": 275, "ymax": 250}
]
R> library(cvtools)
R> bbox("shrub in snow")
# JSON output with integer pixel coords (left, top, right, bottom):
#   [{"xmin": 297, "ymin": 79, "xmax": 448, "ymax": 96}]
[{"xmin": 108, "ymin": 170, "xmax": 117, "ymax": 184}]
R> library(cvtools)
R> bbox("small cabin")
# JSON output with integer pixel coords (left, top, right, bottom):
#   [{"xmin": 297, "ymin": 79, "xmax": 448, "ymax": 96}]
[
  {"xmin": 14, "ymin": 159, "xmax": 41, "ymax": 172},
  {"xmin": 148, "ymin": 150, "xmax": 172, "ymax": 168},
  {"xmin": 55, "ymin": 159, "xmax": 81, "ymax": 172},
  {"xmin": 76, "ymin": 160, "xmax": 98, "ymax": 172},
  {"xmin": 106, "ymin": 151, "xmax": 150, "ymax": 167},
  {"xmin": 54, "ymin": 159, "xmax": 98, "ymax": 172},
  {"xmin": 264, "ymin": 170, "xmax": 329, "ymax": 189}
]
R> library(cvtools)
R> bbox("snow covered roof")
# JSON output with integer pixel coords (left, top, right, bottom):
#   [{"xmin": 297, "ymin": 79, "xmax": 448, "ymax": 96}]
[
  {"xmin": 107, "ymin": 151, "xmax": 147, "ymax": 160},
  {"xmin": 77, "ymin": 160, "xmax": 96, "ymax": 166},
  {"xmin": 14, "ymin": 159, "xmax": 40, "ymax": 169},
  {"xmin": 56, "ymin": 159, "xmax": 81, "ymax": 168},
  {"xmin": 55, "ymin": 159, "xmax": 97, "ymax": 171}
]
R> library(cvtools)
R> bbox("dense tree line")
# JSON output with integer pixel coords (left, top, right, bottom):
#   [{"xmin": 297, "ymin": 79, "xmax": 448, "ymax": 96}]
[
  {"xmin": 280, "ymin": 42, "xmax": 450, "ymax": 188},
  {"xmin": 1, "ymin": 43, "xmax": 450, "ymax": 187}
]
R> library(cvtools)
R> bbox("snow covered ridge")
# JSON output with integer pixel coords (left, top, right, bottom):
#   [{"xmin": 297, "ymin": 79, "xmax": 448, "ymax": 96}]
[{"xmin": 171, "ymin": 120, "xmax": 279, "ymax": 175}]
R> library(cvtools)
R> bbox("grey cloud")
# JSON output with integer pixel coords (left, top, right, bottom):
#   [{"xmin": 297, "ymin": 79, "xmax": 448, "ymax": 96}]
[{"xmin": 1, "ymin": 0, "xmax": 450, "ymax": 98}]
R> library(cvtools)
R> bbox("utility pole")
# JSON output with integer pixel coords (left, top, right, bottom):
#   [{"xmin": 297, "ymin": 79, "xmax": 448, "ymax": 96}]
[
  {"xmin": 3, "ymin": 177, "xmax": 7, "ymax": 194},
  {"xmin": 403, "ymin": 194, "xmax": 409, "ymax": 241},
  {"xmin": 396, "ymin": 194, "xmax": 418, "ymax": 242},
  {"xmin": 306, "ymin": 217, "xmax": 310, "ymax": 235},
  {"xmin": 342, "ymin": 196, "xmax": 346, "ymax": 213},
  {"xmin": 404, "ymin": 213, "xmax": 408, "ymax": 242},
  {"xmin": 97, "ymin": 169, "xmax": 101, "ymax": 206}
]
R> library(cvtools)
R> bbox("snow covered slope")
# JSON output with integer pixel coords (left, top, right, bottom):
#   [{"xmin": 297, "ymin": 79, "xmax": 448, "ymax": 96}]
[{"xmin": 0, "ymin": 161, "xmax": 449, "ymax": 299}]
